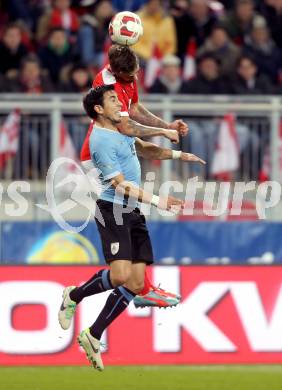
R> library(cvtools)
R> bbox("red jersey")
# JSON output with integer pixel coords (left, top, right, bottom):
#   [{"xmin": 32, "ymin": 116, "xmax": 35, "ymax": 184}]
[{"xmin": 80, "ymin": 66, "xmax": 139, "ymax": 163}]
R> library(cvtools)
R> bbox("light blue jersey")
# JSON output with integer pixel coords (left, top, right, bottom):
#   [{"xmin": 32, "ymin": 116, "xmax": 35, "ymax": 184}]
[{"xmin": 89, "ymin": 126, "xmax": 141, "ymax": 205}]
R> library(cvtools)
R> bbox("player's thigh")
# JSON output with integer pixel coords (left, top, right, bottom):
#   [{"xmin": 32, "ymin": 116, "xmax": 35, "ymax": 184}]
[
  {"xmin": 109, "ymin": 259, "xmax": 132, "ymax": 286},
  {"xmin": 95, "ymin": 200, "xmax": 133, "ymax": 262}
]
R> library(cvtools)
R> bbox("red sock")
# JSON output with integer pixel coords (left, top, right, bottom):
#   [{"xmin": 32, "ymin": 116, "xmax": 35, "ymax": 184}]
[{"xmin": 140, "ymin": 271, "xmax": 151, "ymax": 295}]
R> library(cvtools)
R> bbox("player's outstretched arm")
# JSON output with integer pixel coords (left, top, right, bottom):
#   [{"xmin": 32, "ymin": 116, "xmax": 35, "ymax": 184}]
[
  {"xmin": 130, "ymin": 103, "xmax": 189, "ymax": 136},
  {"xmin": 135, "ymin": 138, "xmax": 206, "ymax": 164},
  {"xmin": 117, "ymin": 116, "xmax": 179, "ymax": 143},
  {"xmin": 110, "ymin": 173, "xmax": 184, "ymax": 212}
]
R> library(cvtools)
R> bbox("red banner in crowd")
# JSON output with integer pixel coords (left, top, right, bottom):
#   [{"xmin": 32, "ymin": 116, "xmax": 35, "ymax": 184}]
[{"xmin": 1, "ymin": 266, "xmax": 282, "ymax": 365}]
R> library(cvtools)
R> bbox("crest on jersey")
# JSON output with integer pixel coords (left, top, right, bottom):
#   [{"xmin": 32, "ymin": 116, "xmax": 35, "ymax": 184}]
[{"xmin": 111, "ymin": 242, "xmax": 119, "ymax": 255}]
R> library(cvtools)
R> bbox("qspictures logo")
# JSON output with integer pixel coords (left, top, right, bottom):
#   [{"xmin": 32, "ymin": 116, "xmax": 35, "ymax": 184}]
[{"xmin": 1, "ymin": 157, "xmax": 281, "ymax": 232}]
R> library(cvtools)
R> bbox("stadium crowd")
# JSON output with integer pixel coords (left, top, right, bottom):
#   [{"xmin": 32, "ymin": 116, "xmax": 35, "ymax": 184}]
[{"xmin": 0, "ymin": 0, "xmax": 281, "ymax": 94}]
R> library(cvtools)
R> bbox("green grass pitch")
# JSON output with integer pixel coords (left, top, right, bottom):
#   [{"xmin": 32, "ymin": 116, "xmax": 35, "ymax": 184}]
[{"xmin": 2, "ymin": 365, "xmax": 282, "ymax": 390}]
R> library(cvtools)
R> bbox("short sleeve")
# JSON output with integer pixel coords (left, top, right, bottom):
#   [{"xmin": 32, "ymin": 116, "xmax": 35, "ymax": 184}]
[
  {"xmin": 91, "ymin": 142, "xmax": 121, "ymax": 181},
  {"xmin": 114, "ymin": 83, "xmax": 129, "ymax": 117}
]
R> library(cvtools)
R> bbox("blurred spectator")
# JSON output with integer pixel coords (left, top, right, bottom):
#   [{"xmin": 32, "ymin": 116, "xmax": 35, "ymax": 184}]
[
  {"xmin": 171, "ymin": 1, "xmax": 195, "ymax": 60},
  {"xmin": 7, "ymin": 54, "xmax": 54, "ymax": 93},
  {"xmin": 219, "ymin": 0, "xmax": 236, "ymax": 8},
  {"xmin": 6, "ymin": 0, "xmax": 32, "ymax": 26},
  {"xmin": 169, "ymin": 0, "xmax": 189, "ymax": 17},
  {"xmin": 60, "ymin": 63, "xmax": 92, "ymax": 92},
  {"xmin": 180, "ymin": 52, "xmax": 260, "ymax": 177},
  {"xmin": 209, "ymin": 1, "xmax": 225, "ymax": 16},
  {"xmin": 149, "ymin": 54, "xmax": 189, "ymax": 94},
  {"xmin": 230, "ymin": 54, "xmax": 274, "ymax": 94},
  {"xmin": 78, "ymin": 0, "xmax": 113, "ymax": 67},
  {"xmin": 221, "ymin": 0, "xmax": 258, "ymax": 45},
  {"xmin": 172, "ymin": 0, "xmax": 218, "ymax": 61},
  {"xmin": 243, "ymin": 15, "xmax": 281, "ymax": 83},
  {"xmin": 6, "ymin": 0, "xmax": 46, "ymax": 32},
  {"xmin": 38, "ymin": 28, "xmax": 77, "ymax": 84},
  {"xmin": 259, "ymin": 0, "xmax": 282, "ymax": 49},
  {"xmin": 0, "ymin": 23, "xmax": 28, "ymax": 76},
  {"xmin": 36, "ymin": 0, "xmax": 79, "ymax": 43},
  {"xmin": 189, "ymin": 0, "xmax": 218, "ymax": 45},
  {"xmin": 111, "ymin": 0, "xmax": 146, "ymax": 12},
  {"xmin": 6, "ymin": 54, "xmax": 53, "ymax": 179},
  {"xmin": 134, "ymin": 0, "xmax": 177, "ymax": 63},
  {"xmin": 185, "ymin": 53, "xmax": 229, "ymax": 94},
  {"xmin": 197, "ymin": 24, "xmax": 241, "ymax": 76}
]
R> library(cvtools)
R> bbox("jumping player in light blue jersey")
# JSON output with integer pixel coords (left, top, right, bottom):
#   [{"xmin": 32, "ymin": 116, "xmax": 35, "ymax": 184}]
[{"xmin": 58, "ymin": 85, "xmax": 205, "ymax": 370}]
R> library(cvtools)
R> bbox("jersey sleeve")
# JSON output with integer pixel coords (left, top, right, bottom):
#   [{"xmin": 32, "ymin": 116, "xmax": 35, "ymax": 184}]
[
  {"xmin": 80, "ymin": 122, "xmax": 93, "ymax": 162},
  {"xmin": 91, "ymin": 140, "xmax": 121, "ymax": 181},
  {"xmin": 132, "ymin": 79, "xmax": 139, "ymax": 104},
  {"xmin": 114, "ymin": 83, "xmax": 129, "ymax": 117},
  {"xmin": 92, "ymin": 74, "xmax": 102, "ymax": 87}
]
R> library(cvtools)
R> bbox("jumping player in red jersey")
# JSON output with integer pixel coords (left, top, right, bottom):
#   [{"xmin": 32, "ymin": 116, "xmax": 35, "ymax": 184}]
[{"xmin": 81, "ymin": 45, "xmax": 188, "ymax": 308}]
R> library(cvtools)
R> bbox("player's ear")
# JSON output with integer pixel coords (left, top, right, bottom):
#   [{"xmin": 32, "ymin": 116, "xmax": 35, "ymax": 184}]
[{"xmin": 94, "ymin": 104, "xmax": 103, "ymax": 115}]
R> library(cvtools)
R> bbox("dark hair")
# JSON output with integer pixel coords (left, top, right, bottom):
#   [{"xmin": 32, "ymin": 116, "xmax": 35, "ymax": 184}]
[
  {"xmin": 211, "ymin": 23, "xmax": 228, "ymax": 35},
  {"xmin": 83, "ymin": 85, "xmax": 115, "ymax": 119},
  {"xmin": 3, "ymin": 22, "xmax": 22, "ymax": 35},
  {"xmin": 20, "ymin": 54, "xmax": 41, "ymax": 70},
  {"xmin": 49, "ymin": 27, "xmax": 66, "ymax": 37},
  {"xmin": 235, "ymin": 0, "xmax": 254, "ymax": 7},
  {"xmin": 197, "ymin": 52, "xmax": 221, "ymax": 65},
  {"xmin": 237, "ymin": 54, "xmax": 256, "ymax": 68},
  {"xmin": 108, "ymin": 44, "xmax": 139, "ymax": 74},
  {"xmin": 71, "ymin": 63, "xmax": 88, "ymax": 74}
]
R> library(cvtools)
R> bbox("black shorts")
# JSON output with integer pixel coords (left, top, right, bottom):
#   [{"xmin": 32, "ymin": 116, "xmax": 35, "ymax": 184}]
[{"xmin": 95, "ymin": 199, "xmax": 154, "ymax": 264}]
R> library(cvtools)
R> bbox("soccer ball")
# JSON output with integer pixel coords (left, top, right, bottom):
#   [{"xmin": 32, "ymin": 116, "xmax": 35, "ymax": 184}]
[{"xmin": 109, "ymin": 11, "xmax": 143, "ymax": 46}]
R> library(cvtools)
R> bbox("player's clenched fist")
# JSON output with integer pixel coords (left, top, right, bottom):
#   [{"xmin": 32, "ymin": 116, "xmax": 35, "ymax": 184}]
[
  {"xmin": 169, "ymin": 119, "xmax": 188, "ymax": 136},
  {"xmin": 158, "ymin": 196, "xmax": 184, "ymax": 213},
  {"xmin": 164, "ymin": 129, "xmax": 179, "ymax": 143}
]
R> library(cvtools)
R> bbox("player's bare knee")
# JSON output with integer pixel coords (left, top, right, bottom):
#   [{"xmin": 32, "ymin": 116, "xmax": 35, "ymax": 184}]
[{"xmin": 110, "ymin": 270, "xmax": 131, "ymax": 287}]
